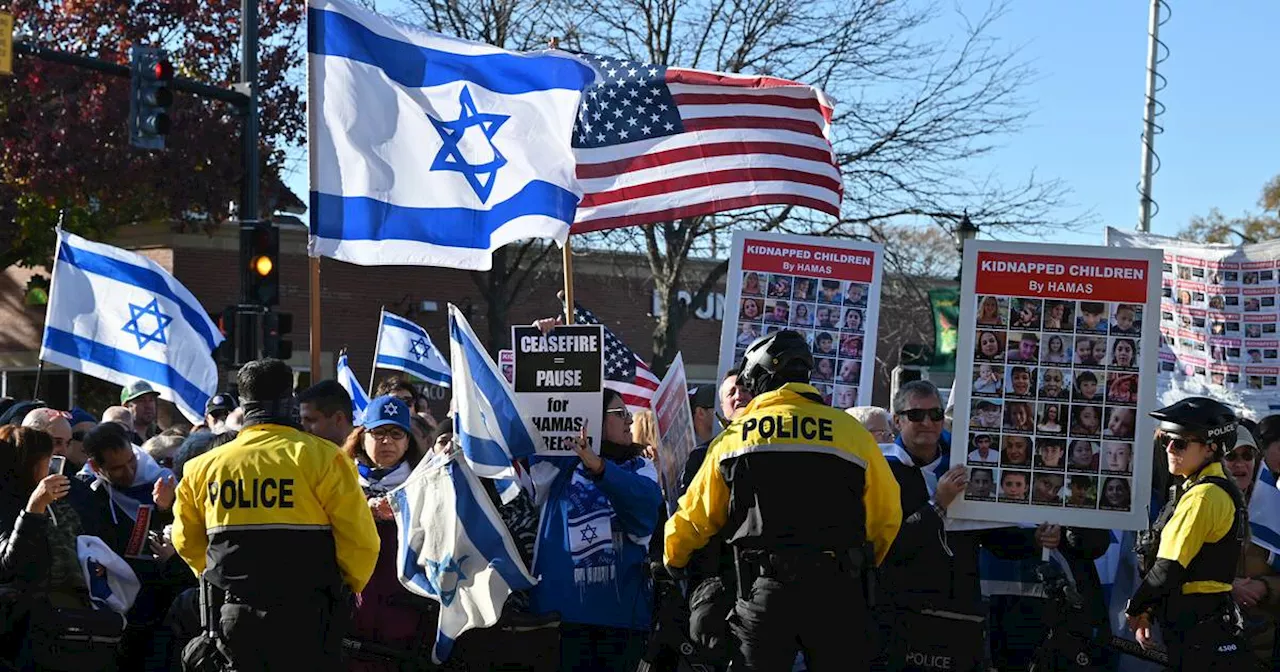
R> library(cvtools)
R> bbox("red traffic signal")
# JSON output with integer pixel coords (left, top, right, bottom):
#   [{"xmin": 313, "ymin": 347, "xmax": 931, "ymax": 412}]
[{"xmin": 153, "ymin": 59, "xmax": 174, "ymax": 81}]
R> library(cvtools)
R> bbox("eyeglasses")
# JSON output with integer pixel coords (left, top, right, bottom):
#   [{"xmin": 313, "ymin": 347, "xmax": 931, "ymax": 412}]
[
  {"xmin": 1225, "ymin": 448, "xmax": 1257, "ymax": 463},
  {"xmin": 370, "ymin": 428, "xmax": 407, "ymax": 442},
  {"xmin": 605, "ymin": 408, "xmax": 632, "ymax": 421},
  {"xmin": 1157, "ymin": 431, "xmax": 1201, "ymax": 453},
  {"xmin": 897, "ymin": 408, "xmax": 945, "ymax": 423}
]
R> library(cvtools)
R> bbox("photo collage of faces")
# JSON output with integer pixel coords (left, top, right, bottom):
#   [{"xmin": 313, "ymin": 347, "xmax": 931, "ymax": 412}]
[
  {"xmin": 736, "ymin": 270, "xmax": 870, "ymax": 408},
  {"xmin": 1159, "ymin": 256, "xmax": 1280, "ymax": 390},
  {"xmin": 964, "ymin": 295, "xmax": 1138, "ymax": 511}
]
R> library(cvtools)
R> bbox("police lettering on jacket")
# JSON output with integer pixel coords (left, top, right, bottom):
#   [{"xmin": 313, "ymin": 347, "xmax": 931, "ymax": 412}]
[
  {"xmin": 740, "ymin": 414, "xmax": 834, "ymax": 442},
  {"xmin": 207, "ymin": 478, "xmax": 295, "ymax": 509}
]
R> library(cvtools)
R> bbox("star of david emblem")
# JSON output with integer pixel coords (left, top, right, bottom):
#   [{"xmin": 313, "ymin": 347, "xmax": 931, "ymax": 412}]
[
  {"xmin": 424, "ymin": 553, "xmax": 469, "ymax": 607},
  {"xmin": 383, "ymin": 401, "xmax": 400, "ymax": 417},
  {"xmin": 580, "ymin": 524, "xmax": 599, "ymax": 543},
  {"xmin": 427, "ymin": 87, "xmax": 509, "ymax": 203},
  {"xmin": 409, "ymin": 337, "xmax": 431, "ymax": 362},
  {"xmin": 121, "ymin": 298, "xmax": 174, "ymax": 350}
]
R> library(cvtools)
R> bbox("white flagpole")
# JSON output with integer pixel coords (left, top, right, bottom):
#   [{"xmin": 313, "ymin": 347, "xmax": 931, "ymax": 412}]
[{"xmin": 368, "ymin": 306, "xmax": 386, "ymax": 393}]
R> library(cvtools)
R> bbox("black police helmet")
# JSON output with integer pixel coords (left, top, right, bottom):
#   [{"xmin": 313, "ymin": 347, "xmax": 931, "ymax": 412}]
[
  {"xmin": 738, "ymin": 330, "xmax": 813, "ymax": 397},
  {"xmin": 1149, "ymin": 396, "xmax": 1238, "ymax": 453}
]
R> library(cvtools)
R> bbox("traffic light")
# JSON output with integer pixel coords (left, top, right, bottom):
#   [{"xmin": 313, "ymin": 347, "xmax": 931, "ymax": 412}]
[
  {"xmin": 263, "ymin": 311, "xmax": 293, "ymax": 360},
  {"xmin": 244, "ymin": 224, "xmax": 280, "ymax": 306},
  {"xmin": 128, "ymin": 45, "xmax": 174, "ymax": 150}
]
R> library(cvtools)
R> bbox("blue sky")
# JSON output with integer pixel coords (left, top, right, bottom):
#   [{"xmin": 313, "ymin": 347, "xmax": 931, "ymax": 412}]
[
  {"xmin": 961, "ymin": 0, "xmax": 1279, "ymax": 244},
  {"xmin": 288, "ymin": 1, "xmax": 1280, "ymax": 247}
]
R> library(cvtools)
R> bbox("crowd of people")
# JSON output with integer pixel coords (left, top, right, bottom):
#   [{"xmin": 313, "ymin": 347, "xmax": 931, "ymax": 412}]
[{"xmin": 0, "ymin": 329, "xmax": 1277, "ymax": 670}]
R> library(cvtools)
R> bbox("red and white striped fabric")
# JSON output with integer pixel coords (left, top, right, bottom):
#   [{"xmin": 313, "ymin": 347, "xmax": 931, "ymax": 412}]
[
  {"xmin": 573, "ymin": 303, "xmax": 661, "ymax": 413},
  {"xmin": 570, "ymin": 57, "xmax": 841, "ymax": 234}
]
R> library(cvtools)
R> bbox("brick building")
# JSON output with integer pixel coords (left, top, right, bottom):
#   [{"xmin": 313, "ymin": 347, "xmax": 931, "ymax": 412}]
[{"xmin": 0, "ymin": 223, "xmax": 945, "ymax": 421}]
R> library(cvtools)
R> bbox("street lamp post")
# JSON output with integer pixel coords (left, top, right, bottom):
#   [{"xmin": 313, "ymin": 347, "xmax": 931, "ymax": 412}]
[{"xmin": 953, "ymin": 212, "xmax": 980, "ymax": 281}]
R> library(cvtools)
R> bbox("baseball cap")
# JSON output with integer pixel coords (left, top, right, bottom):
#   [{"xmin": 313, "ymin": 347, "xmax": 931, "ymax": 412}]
[
  {"xmin": 688, "ymin": 385, "xmax": 716, "ymax": 410},
  {"xmin": 206, "ymin": 394, "xmax": 237, "ymax": 414},
  {"xmin": 363, "ymin": 395, "xmax": 412, "ymax": 432},
  {"xmin": 120, "ymin": 381, "xmax": 160, "ymax": 404}
]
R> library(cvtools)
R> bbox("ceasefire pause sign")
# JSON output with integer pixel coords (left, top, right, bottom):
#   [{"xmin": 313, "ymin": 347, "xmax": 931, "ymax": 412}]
[{"xmin": 511, "ymin": 325, "xmax": 605, "ymax": 457}]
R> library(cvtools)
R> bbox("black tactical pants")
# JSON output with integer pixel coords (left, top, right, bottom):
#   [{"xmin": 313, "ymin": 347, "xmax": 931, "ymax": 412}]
[
  {"xmin": 220, "ymin": 591, "xmax": 347, "ymax": 672},
  {"xmin": 1162, "ymin": 593, "xmax": 1248, "ymax": 671},
  {"xmin": 727, "ymin": 570, "xmax": 868, "ymax": 671}
]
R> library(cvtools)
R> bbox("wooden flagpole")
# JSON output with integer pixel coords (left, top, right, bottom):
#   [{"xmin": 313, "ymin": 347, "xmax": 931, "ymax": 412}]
[
  {"xmin": 309, "ymin": 256, "xmax": 322, "ymax": 381},
  {"xmin": 548, "ymin": 36, "xmax": 575, "ymax": 326}
]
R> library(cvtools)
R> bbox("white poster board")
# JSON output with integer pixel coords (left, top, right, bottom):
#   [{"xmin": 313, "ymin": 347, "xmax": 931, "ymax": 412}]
[
  {"xmin": 511, "ymin": 325, "xmax": 604, "ymax": 456},
  {"xmin": 718, "ymin": 231, "xmax": 884, "ymax": 407},
  {"xmin": 1109, "ymin": 227, "xmax": 1280, "ymax": 419},
  {"xmin": 652, "ymin": 353, "xmax": 696, "ymax": 513},
  {"xmin": 947, "ymin": 241, "xmax": 1160, "ymax": 531}
]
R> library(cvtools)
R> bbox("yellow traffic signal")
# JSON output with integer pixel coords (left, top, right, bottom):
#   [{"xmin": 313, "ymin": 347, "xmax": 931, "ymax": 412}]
[{"xmin": 252, "ymin": 254, "xmax": 274, "ymax": 277}]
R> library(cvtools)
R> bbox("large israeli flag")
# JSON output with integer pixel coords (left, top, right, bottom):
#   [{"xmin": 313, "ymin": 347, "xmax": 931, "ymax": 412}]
[
  {"xmin": 1251, "ymin": 463, "xmax": 1280, "ymax": 569},
  {"xmin": 374, "ymin": 310, "xmax": 451, "ymax": 387},
  {"xmin": 391, "ymin": 453, "xmax": 537, "ymax": 663},
  {"xmin": 448, "ymin": 304, "xmax": 539, "ymax": 482},
  {"xmin": 307, "ymin": 0, "xmax": 597, "ymax": 271},
  {"xmin": 40, "ymin": 230, "xmax": 222, "ymax": 424},
  {"xmin": 336, "ymin": 352, "xmax": 371, "ymax": 424}
]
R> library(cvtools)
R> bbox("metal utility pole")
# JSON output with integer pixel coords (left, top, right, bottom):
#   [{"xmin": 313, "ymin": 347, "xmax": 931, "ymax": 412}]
[
  {"xmin": 1137, "ymin": 0, "xmax": 1166, "ymax": 233},
  {"xmin": 238, "ymin": 0, "xmax": 261, "ymax": 300}
]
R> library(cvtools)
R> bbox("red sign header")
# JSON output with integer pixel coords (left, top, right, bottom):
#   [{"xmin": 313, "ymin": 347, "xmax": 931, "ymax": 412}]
[
  {"xmin": 974, "ymin": 252, "xmax": 1150, "ymax": 303},
  {"xmin": 741, "ymin": 238, "xmax": 875, "ymax": 282}
]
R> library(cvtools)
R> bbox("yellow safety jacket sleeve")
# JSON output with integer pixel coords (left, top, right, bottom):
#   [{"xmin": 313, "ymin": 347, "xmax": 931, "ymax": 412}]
[
  {"xmin": 664, "ymin": 438, "xmax": 730, "ymax": 569},
  {"xmin": 862, "ymin": 451, "xmax": 902, "ymax": 566},
  {"xmin": 173, "ymin": 472, "xmax": 208, "ymax": 575},
  {"xmin": 316, "ymin": 450, "xmax": 381, "ymax": 593}
]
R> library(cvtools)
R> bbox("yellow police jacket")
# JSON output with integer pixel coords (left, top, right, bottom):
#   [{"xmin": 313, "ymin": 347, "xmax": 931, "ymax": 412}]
[
  {"xmin": 665, "ymin": 383, "xmax": 902, "ymax": 569},
  {"xmin": 1157, "ymin": 461, "xmax": 1239, "ymax": 595},
  {"xmin": 173, "ymin": 424, "xmax": 380, "ymax": 598}
]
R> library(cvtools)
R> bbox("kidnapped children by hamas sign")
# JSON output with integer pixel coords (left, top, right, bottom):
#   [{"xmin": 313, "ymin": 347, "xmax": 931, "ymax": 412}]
[
  {"xmin": 948, "ymin": 241, "xmax": 1161, "ymax": 531},
  {"xmin": 511, "ymin": 325, "xmax": 605, "ymax": 456}
]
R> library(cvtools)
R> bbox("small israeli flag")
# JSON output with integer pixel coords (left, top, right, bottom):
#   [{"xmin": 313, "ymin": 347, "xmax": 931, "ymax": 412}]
[
  {"xmin": 40, "ymin": 230, "xmax": 222, "ymax": 424},
  {"xmin": 1251, "ymin": 463, "xmax": 1280, "ymax": 569},
  {"xmin": 448, "ymin": 304, "xmax": 539, "ymax": 482},
  {"xmin": 392, "ymin": 453, "xmax": 537, "ymax": 663},
  {"xmin": 374, "ymin": 310, "xmax": 451, "ymax": 387},
  {"xmin": 337, "ymin": 352, "xmax": 371, "ymax": 424},
  {"xmin": 307, "ymin": 0, "xmax": 597, "ymax": 270}
]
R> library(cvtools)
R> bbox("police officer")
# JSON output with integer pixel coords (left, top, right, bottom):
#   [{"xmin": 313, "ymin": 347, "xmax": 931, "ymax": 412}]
[
  {"xmin": 664, "ymin": 330, "xmax": 903, "ymax": 670},
  {"xmin": 173, "ymin": 358, "xmax": 380, "ymax": 671},
  {"xmin": 1126, "ymin": 397, "xmax": 1249, "ymax": 670}
]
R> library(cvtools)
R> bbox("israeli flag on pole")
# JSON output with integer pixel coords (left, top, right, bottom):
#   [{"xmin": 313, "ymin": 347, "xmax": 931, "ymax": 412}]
[
  {"xmin": 40, "ymin": 230, "xmax": 222, "ymax": 424},
  {"xmin": 307, "ymin": 0, "xmax": 597, "ymax": 271},
  {"xmin": 1251, "ymin": 463, "xmax": 1280, "ymax": 569},
  {"xmin": 448, "ymin": 304, "xmax": 539, "ymax": 484},
  {"xmin": 374, "ymin": 310, "xmax": 451, "ymax": 387},
  {"xmin": 391, "ymin": 453, "xmax": 537, "ymax": 663},
  {"xmin": 337, "ymin": 352, "xmax": 371, "ymax": 424}
]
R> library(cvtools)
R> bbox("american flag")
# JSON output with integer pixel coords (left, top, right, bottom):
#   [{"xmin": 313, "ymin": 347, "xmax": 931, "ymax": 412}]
[
  {"xmin": 573, "ymin": 303, "xmax": 660, "ymax": 412},
  {"xmin": 570, "ymin": 56, "xmax": 841, "ymax": 233}
]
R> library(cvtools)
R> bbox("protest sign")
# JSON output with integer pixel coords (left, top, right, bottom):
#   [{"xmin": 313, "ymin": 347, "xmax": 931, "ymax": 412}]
[
  {"xmin": 1108, "ymin": 227, "xmax": 1280, "ymax": 418},
  {"xmin": 511, "ymin": 325, "xmax": 604, "ymax": 456},
  {"xmin": 498, "ymin": 349, "xmax": 514, "ymax": 384},
  {"xmin": 718, "ymin": 231, "xmax": 884, "ymax": 407},
  {"xmin": 652, "ymin": 353, "xmax": 696, "ymax": 513},
  {"xmin": 948, "ymin": 241, "xmax": 1160, "ymax": 530}
]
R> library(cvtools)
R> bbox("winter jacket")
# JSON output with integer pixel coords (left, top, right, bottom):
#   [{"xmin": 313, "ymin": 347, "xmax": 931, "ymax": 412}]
[
  {"xmin": 1238, "ymin": 522, "xmax": 1280, "ymax": 665},
  {"xmin": 0, "ymin": 489, "xmax": 49, "ymax": 586},
  {"xmin": 530, "ymin": 454, "xmax": 662, "ymax": 631},
  {"xmin": 349, "ymin": 517, "xmax": 438, "ymax": 672}
]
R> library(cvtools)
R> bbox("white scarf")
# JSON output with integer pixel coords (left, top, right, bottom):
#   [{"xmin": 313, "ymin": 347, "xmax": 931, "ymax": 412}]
[{"xmin": 358, "ymin": 461, "xmax": 413, "ymax": 495}]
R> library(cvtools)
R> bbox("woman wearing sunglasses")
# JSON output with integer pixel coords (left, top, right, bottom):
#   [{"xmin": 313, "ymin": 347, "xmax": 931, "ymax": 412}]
[
  {"xmin": 1223, "ymin": 421, "xmax": 1280, "ymax": 667},
  {"xmin": 1125, "ymin": 397, "xmax": 1249, "ymax": 671}
]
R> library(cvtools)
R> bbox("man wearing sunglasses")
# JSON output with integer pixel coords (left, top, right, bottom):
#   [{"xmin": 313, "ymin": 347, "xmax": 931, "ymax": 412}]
[
  {"xmin": 665, "ymin": 330, "xmax": 901, "ymax": 670},
  {"xmin": 1126, "ymin": 397, "xmax": 1248, "ymax": 670}
]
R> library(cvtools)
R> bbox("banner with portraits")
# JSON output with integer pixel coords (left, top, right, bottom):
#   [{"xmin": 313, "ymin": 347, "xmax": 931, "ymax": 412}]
[
  {"xmin": 718, "ymin": 231, "xmax": 884, "ymax": 408},
  {"xmin": 1108, "ymin": 227, "xmax": 1280, "ymax": 419},
  {"xmin": 947, "ymin": 241, "xmax": 1161, "ymax": 530}
]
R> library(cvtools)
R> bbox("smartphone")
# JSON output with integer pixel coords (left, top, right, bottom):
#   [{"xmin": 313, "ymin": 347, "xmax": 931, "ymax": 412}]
[{"xmin": 48, "ymin": 455, "xmax": 66, "ymax": 476}]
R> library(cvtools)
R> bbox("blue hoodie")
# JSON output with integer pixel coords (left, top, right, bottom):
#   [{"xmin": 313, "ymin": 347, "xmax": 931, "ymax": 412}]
[{"xmin": 530, "ymin": 455, "xmax": 662, "ymax": 631}]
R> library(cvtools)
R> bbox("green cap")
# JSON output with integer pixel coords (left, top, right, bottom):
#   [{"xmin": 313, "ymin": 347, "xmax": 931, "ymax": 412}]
[{"xmin": 120, "ymin": 381, "xmax": 160, "ymax": 404}]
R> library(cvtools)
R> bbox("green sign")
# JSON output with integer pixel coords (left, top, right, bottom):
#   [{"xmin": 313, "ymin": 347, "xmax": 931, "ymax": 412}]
[{"xmin": 929, "ymin": 288, "xmax": 960, "ymax": 371}]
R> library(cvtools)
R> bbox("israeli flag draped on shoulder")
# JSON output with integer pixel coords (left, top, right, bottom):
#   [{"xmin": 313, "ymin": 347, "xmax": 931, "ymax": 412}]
[
  {"xmin": 390, "ymin": 451, "xmax": 537, "ymax": 663},
  {"xmin": 41, "ymin": 229, "xmax": 222, "ymax": 424},
  {"xmin": 448, "ymin": 304, "xmax": 539, "ymax": 490},
  {"xmin": 307, "ymin": 0, "xmax": 598, "ymax": 271},
  {"xmin": 1250, "ymin": 462, "xmax": 1280, "ymax": 569},
  {"xmin": 374, "ymin": 309, "xmax": 452, "ymax": 387},
  {"xmin": 881, "ymin": 440, "xmax": 1005, "ymax": 532},
  {"xmin": 337, "ymin": 352, "xmax": 371, "ymax": 424}
]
